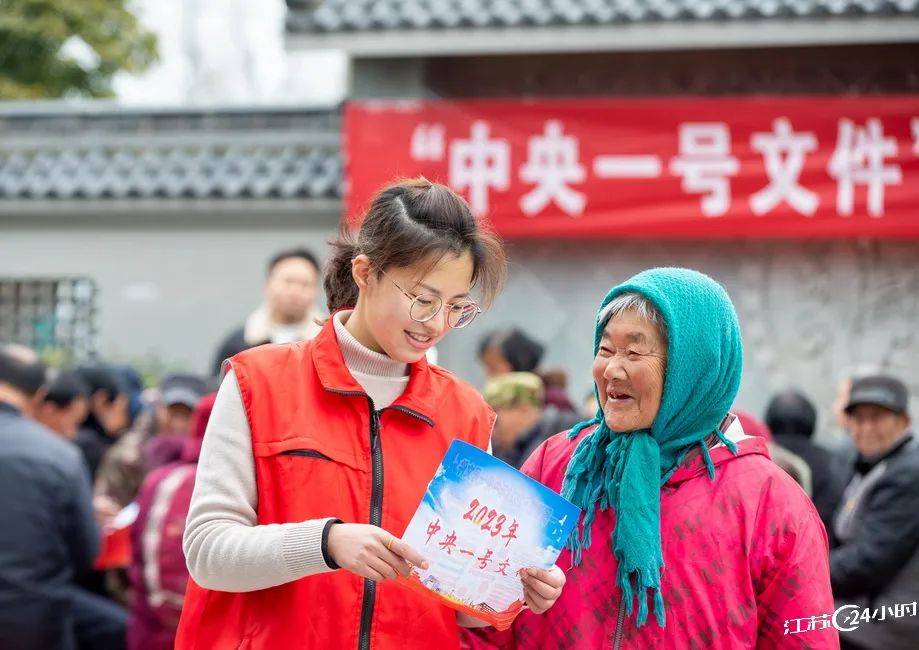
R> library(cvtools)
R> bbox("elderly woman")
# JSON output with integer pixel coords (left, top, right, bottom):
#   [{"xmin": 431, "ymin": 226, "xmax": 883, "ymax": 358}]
[{"xmin": 468, "ymin": 268, "xmax": 837, "ymax": 649}]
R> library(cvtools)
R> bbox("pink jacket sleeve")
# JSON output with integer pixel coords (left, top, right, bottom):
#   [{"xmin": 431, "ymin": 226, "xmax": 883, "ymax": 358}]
[{"xmin": 750, "ymin": 471, "xmax": 840, "ymax": 649}]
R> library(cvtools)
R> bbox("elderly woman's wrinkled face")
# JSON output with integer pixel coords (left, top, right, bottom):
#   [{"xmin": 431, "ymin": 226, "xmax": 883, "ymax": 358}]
[{"xmin": 593, "ymin": 309, "xmax": 667, "ymax": 432}]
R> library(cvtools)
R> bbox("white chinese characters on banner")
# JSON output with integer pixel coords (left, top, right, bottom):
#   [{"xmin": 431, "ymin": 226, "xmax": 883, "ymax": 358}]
[
  {"xmin": 592, "ymin": 155, "xmax": 662, "ymax": 179},
  {"xmin": 912, "ymin": 117, "xmax": 919, "ymax": 156},
  {"xmin": 828, "ymin": 119, "xmax": 902, "ymax": 218},
  {"xmin": 518, "ymin": 121, "xmax": 587, "ymax": 217},
  {"xmin": 750, "ymin": 118, "xmax": 819, "ymax": 217},
  {"xmin": 668, "ymin": 123, "xmax": 740, "ymax": 217},
  {"xmin": 419, "ymin": 116, "xmax": 910, "ymax": 221},
  {"xmin": 449, "ymin": 121, "xmax": 510, "ymax": 217}
]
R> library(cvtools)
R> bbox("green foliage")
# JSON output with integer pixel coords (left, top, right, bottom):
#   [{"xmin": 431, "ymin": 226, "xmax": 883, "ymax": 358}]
[{"xmin": 0, "ymin": 0, "xmax": 158, "ymax": 99}]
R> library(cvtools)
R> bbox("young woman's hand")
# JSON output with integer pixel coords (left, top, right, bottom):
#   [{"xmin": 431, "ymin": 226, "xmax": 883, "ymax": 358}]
[
  {"xmin": 521, "ymin": 565, "xmax": 566, "ymax": 614},
  {"xmin": 327, "ymin": 523, "xmax": 429, "ymax": 582}
]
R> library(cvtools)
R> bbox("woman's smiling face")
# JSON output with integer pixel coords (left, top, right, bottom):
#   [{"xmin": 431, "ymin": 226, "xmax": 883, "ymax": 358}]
[
  {"xmin": 592, "ymin": 309, "xmax": 668, "ymax": 432},
  {"xmin": 358, "ymin": 251, "xmax": 475, "ymax": 364}
]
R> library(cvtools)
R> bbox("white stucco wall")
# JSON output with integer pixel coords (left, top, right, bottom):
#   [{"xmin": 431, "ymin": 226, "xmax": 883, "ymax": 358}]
[{"xmin": 2, "ymin": 219, "xmax": 916, "ymax": 441}]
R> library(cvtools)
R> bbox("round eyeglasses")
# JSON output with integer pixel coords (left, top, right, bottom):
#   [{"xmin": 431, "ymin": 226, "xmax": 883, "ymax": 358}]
[{"xmin": 377, "ymin": 267, "xmax": 482, "ymax": 329}]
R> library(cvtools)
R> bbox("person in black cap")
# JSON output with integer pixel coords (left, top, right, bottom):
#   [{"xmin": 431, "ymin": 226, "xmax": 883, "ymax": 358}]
[
  {"xmin": 145, "ymin": 373, "xmax": 208, "ymax": 468},
  {"xmin": 95, "ymin": 373, "xmax": 207, "ymax": 511},
  {"xmin": 765, "ymin": 389, "xmax": 846, "ymax": 531},
  {"xmin": 831, "ymin": 374, "xmax": 918, "ymax": 650},
  {"xmin": 154, "ymin": 373, "xmax": 208, "ymax": 439}
]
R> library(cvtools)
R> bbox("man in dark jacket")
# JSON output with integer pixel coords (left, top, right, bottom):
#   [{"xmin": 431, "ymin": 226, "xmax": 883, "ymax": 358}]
[
  {"xmin": 765, "ymin": 389, "xmax": 845, "ymax": 530},
  {"xmin": 483, "ymin": 372, "xmax": 581, "ymax": 468},
  {"xmin": 211, "ymin": 247, "xmax": 323, "ymax": 376},
  {"xmin": 0, "ymin": 344, "xmax": 127, "ymax": 650},
  {"xmin": 831, "ymin": 374, "xmax": 919, "ymax": 650}
]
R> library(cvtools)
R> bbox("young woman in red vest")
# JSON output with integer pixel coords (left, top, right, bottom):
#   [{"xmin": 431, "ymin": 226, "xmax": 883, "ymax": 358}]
[{"xmin": 176, "ymin": 179, "xmax": 566, "ymax": 650}]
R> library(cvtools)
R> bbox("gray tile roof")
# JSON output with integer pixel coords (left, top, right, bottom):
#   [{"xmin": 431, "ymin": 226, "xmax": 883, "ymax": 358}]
[
  {"xmin": 287, "ymin": 0, "xmax": 919, "ymax": 33},
  {"xmin": 0, "ymin": 106, "xmax": 342, "ymax": 201}
]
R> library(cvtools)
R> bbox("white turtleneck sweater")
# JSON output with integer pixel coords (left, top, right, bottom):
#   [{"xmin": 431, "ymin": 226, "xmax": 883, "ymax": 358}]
[{"xmin": 184, "ymin": 311, "xmax": 413, "ymax": 592}]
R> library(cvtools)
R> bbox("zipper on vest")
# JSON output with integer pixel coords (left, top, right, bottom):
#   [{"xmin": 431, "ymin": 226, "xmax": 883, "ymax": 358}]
[
  {"xmin": 358, "ymin": 399, "xmax": 382, "ymax": 650},
  {"xmin": 612, "ymin": 597, "xmax": 625, "ymax": 650},
  {"xmin": 382, "ymin": 404, "xmax": 434, "ymax": 427}
]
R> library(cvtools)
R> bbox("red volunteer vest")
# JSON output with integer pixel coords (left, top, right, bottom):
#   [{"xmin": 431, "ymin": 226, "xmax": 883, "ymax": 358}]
[{"xmin": 176, "ymin": 318, "xmax": 495, "ymax": 650}]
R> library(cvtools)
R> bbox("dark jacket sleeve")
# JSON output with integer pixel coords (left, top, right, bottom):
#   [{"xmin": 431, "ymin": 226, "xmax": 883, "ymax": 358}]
[
  {"xmin": 830, "ymin": 467, "xmax": 919, "ymax": 598},
  {"xmin": 66, "ymin": 456, "xmax": 101, "ymax": 577},
  {"xmin": 211, "ymin": 326, "xmax": 248, "ymax": 377},
  {"xmin": 804, "ymin": 447, "xmax": 845, "ymax": 530}
]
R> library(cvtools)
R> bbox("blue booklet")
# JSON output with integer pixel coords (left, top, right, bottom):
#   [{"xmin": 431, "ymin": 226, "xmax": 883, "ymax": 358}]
[{"xmin": 397, "ymin": 440, "xmax": 580, "ymax": 629}]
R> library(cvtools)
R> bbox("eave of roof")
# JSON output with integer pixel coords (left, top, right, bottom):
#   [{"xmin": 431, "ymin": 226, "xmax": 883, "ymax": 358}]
[
  {"xmin": 0, "ymin": 103, "xmax": 343, "ymax": 205},
  {"xmin": 286, "ymin": 16, "xmax": 919, "ymax": 56}
]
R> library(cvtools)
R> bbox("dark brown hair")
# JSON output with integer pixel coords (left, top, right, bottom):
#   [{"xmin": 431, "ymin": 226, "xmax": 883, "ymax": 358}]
[
  {"xmin": 324, "ymin": 178, "xmax": 507, "ymax": 313},
  {"xmin": 267, "ymin": 247, "xmax": 320, "ymax": 276}
]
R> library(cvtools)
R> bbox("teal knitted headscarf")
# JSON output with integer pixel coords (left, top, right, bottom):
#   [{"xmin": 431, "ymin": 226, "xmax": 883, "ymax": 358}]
[{"xmin": 561, "ymin": 268, "xmax": 743, "ymax": 628}]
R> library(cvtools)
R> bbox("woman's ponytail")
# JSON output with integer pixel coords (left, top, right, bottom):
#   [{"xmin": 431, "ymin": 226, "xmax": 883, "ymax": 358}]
[{"xmin": 323, "ymin": 232, "xmax": 360, "ymax": 313}]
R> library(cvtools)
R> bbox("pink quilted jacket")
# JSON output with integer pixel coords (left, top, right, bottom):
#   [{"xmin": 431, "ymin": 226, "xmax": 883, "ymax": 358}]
[{"xmin": 465, "ymin": 429, "xmax": 839, "ymax": 649}]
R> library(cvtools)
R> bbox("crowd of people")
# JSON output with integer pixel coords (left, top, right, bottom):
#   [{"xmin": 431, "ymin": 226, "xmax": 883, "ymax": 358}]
[{"xmin": 0, "ymin": 179, "xmax": 916, "ymax": 650}]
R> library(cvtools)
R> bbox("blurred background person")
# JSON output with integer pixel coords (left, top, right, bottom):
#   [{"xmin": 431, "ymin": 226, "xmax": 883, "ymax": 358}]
[
  {"xmin": 478, "ymin": 328, "xmax": 545, "ymax": 378},
  {"xmin": 128, "ymin": 393, "xmax": 215, "ymax": 650},
  {"xmin": 143, "ymin": 373, "xmax": 208, "ymax": 469},
  {"xmin": 828, "ymin": 366, "xmax": 881, "ymax": 470},
  {"xmin": 765, "ymin": 389, "xmax": 846, "ymax": 531},
  {"xmin": 211, "ymin": 247, "xmax": 323, "ymax": 376},
  {"xmin": 74, "ymin": 365, "xmax": 133, "ymax": 482},
  {"xmin": 96, "ymin": 373, "xmax": 207, "ymax": 510},
  {"xmin": 116, "ymin": 365, "xmax": 148, "ymax": 436},
  {"xmin": 483, "ymin": 371, "xmax": 581, "ymax": 468},
  {"xmin": 72, "ymin": 364, "xmax": 135, "ymax": 599},
  {"xmin": 32, "ymin": 368, "xmax": 91, "ymax": 441},
  {"xmin": 735, "ymin": 409, "xmax": 813, "ymax": 496},
  {"xmin": 831, "ymin": 375, "xmax": 918, "ymax": 650},
  {"xmin": 536, "ymin": 366, "xmax": 577, "ymax": 414},
  {"xmin": 0, "ymin": 344, "xmax": 127, "ymax": 650}
]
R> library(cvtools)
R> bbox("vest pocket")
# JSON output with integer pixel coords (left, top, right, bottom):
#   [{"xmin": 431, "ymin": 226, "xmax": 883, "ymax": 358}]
[
  {"xmin": 279, "ymin": 449, "xmax": 334, "ymax": 462},
  {"xmin": 255, "ymin": 440, "xmax": 366, "ymax": 524},
  {"xmin": 252, "ymin": 436, "xmax": 368, "ymax": 472}
]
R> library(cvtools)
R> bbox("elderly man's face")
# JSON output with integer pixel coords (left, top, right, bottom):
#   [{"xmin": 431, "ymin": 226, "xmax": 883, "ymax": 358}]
[
  {"xmin": 592, "ymin": 310, "xmax": 667, "ymax": 432},
  {"xmin": 848, "ymin": 404, "xmax": 910, "ymax": 458}
]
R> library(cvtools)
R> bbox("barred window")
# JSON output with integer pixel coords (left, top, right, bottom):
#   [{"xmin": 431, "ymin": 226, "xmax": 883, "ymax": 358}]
[{"xmin": 0, "ymin": 278, "xmax": 98, "ymax": 361}]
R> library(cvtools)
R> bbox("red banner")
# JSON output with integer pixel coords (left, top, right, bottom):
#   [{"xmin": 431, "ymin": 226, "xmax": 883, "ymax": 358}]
[{"xmin": 345, "ymin": 96, "xmax": 919, "ymax": 238}]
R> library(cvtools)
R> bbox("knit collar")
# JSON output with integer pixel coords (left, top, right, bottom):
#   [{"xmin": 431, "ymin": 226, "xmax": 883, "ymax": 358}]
[
  {"xmin": 332, "ymin": 311, "xmax": 408, "ymax": 379},
  {"xmin": 311, "ymin": 311, "xmax": 436, "ymax": 425}
]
